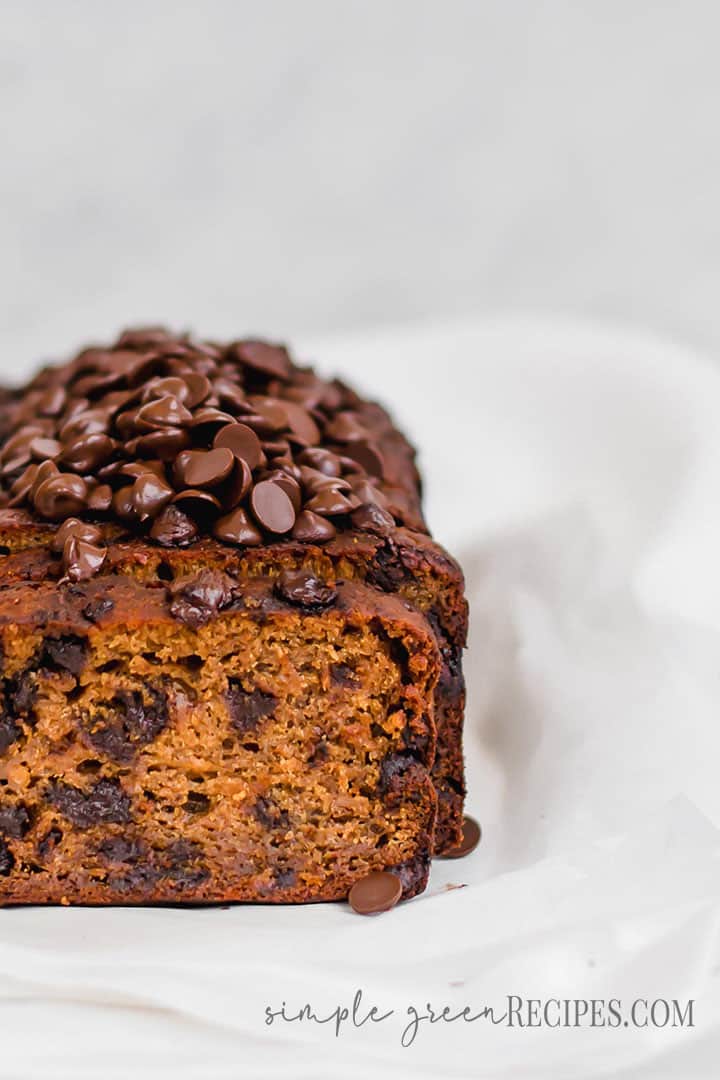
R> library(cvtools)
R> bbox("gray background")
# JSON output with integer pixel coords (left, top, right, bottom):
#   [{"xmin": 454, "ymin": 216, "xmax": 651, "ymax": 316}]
[{"xmin": 2, "ymin": 0, "xmax": 719, "ymax": 368}]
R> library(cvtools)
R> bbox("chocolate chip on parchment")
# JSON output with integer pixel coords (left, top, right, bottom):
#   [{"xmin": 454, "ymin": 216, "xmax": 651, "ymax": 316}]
[{"xmin": 348, "ymin": 871, "xmax": 402, "ymax": 915}]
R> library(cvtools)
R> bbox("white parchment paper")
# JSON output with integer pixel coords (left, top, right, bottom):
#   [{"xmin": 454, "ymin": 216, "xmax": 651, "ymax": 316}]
[{"xmin": 0, "ymin": 318, "xmax": 718, "ymax": 1079}]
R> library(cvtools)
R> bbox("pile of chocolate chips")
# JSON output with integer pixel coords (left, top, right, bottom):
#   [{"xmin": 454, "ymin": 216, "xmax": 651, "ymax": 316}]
[{"xmin": 0, "ymin": 329, "xmax": 410, "ymax": 582}]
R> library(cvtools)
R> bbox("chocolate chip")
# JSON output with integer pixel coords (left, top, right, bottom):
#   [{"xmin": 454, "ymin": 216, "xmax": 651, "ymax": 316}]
[
  {"xmin": 213, "ymin": 506, "xmax": 263, "ymax": 546},
  {"xmin": 160, "ymin": 838, "xmax": 210, "ymax": 888},
  {"xmin": 274, "ymin": 569, "xmax": 337, "ymax": 609},
  {"xmin": 47, "ymin": 777, "xmax": 131, "ymax": 828},
  {"xmin": 351, "ymin": 503, "xmax": 395, "ymax": 535},
  {"xmin": 0, "ymin": 329, "xmax": 408, "ymax": 555},
  {"xmin": 273, "ymin": 867, "xmax": 297, "ymax": 889},
  {"xmin": 365, "ymin": 541, "xmax": 406, "ymax": 591},
  {"xmin": 250, "ymin": 480, "xmax": 296, "ymax": 534},
  {"xmin": 87, "ymin": 483, "xmax": 113, "ymax": 511},
  {"xmin": 168, "ymin": 569, "xmax": 236, "ymax": 627},
  {"xmin": 150, "ymin": 504, "xmax": 199, "ymax": 546},
  {"xmin": 232, "ymin": 341, "xmax": 292, "ymax": 380},
  {"xmin": 136, "ymin": 395, "xmax": 192, "ymax": 430},
  {"xmin": 340, "ymin": 441, "xmax": 384, "ymax": 478},
  {"xmin": 182, "ymin": 372, "xmax": 211, "ymax": 409},
  {"xmin": 305, "ymin": 489, "xmax": 355, "ymax": 516},
  {"xmin": 82, "ymin": 596, "xmax": 114, "ymax": 623},
  {"xmin": 5, "ymin": 671, "xmax": 36, "ymax": 717},
  {"xmin": 59, "ymin": 433, "xmax": 117, "ymax": 473},
  {"xmin": 177, "ymin": 447, "xmax": 235, "ymax": 489},
  {"xmin": 52, "ymin": 517, "xmax": 103, "ymax": 552},
  {"xmin": 0, "ymin": 802, "xmax": 31, "ymax": 838},
  {"xmin": 0, "ymin": 839, "xmax": 14, "ymax": 876},
  {"xmin": 379, "ymin": 752, "xmax": 426, "ymax": 802},
  {"xmin": 132, "ymin": 472, "xmax": 174, "ymax": 519},
  {"xmin": 440, "ymin": 816, "xmax": 482, "ymax": 859},
  {"xmin": 39, "ymin": 634, "xmax": 87, "ymax": 676},
  {"xmin": 213, "ymin": 423, "xmax": 263, "ymax": 469},
  {"xmin": 226, "ymin": 682, "xmax": 277, "ymax": 733},
  {"xmin": 62, "ymin": 535, "xmax": 107, "ymax": 583},
  {"xmin": 98, "ymin": 836, "xmax": 146, "ymax": 863},
  {"xmin": 282, "ymin": 401, "xmax": 320, "ymax": 445},
  {"xmin": 29, "ymin": 436, "xmax": 61, "ymax": 461},
  {"xmin": 33, "ymin": 473, "xmax": 88, "ymax": 519},
  {"xmin": 82, "ymin": 686, "xmax": 169, "ymax": 762},
  {"xmin": 291, "ymin": 510, "xmax": 337, "ymax": 542},
  {"xmin": 37, "ymin": 826, "xmax": 62, "ymax": 858},
  {"xmin": 348, "ymin": 871, "xmax": 402, "ymax": 915},
  {"xmin": 0, "ymin": 715, "xmax": 21, "ymax": 753},
  {"xmin": 330, "ymin": 662, "xmax": 359, "ymax": 688}
]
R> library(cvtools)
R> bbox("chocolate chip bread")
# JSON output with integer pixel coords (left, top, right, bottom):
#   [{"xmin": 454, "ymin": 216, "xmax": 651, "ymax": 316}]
[{"xmin": 0, "ymin": 329, "xmax": 467, "ymax": 905}]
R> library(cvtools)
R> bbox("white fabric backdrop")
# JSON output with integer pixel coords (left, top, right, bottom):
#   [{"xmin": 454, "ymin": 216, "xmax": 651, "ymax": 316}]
[{"xmin": 0, "ymin": 318, "xmax": 718, "ymax": 1078}]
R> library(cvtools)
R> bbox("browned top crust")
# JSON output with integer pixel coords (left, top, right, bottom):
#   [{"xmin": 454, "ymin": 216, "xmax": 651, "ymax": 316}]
[{"xmin": 0, "ymin": 328, "xmax": 435, "ymax": 582}]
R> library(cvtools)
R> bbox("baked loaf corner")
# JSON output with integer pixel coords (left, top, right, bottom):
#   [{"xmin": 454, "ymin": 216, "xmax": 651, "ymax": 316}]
[{"xmin": 0, "ymin": 329, "xmax": 467, "ymax": 905}]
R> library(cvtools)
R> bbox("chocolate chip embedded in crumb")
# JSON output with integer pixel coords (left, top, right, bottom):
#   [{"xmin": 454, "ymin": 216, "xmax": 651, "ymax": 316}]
[
  {"xmin": 348, "ymin": 871, "xmax": 402, "ymax": 916},
  {"xmin": 274, "ymin": 569, "xmax": 337, "ymax": 610},
  {"xmin": 0, "ymin": 839, "xmax": 14, "ymax": 876},
  {"xmin": 39, "ymin": 634, "xmax": 88, "ymax": 676},
  {"xmin": 168, "ymin": 569, "xmax": 237, "ymax": 628},
  {"xmin": 82, "ymin": 686, "xmax": 169, "ymax": 762},
  {"xmin": 226, "ymin": 681, "xmax": 277, "ymax": 733},
  {"xmin": 37, "ymin": 826, "xmax": 62, "ymax": 859},
  {"xmin": 0, "ymin": 716, "xmax": 21, "ymax": 754},
  {"xmin": 330, "ymin": 662, "xmax": 359, "ymax": 689},
  {"xmin": 5, "ymin": 671, "xmax": 37, "ymax": 717},
  {"xmin": 0, "ymin": 802, "xmax": 31, "ymax": 838},
  {"xmin": 47, "ymin": 777, "xmax": 131, "ymax": 828},
  {"xmin": 82, "ymin": 596, "xmax": 114, "ymax": 623},
  {"xmin": 98, "ymin": 836, "xmax": 145, "ymax": 863},
  {"xmin": 440, "ymin": 816, "xmax": 482, "ymax": 860}
]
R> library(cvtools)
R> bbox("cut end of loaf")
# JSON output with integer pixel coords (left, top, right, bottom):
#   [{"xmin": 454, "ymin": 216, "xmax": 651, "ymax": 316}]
[{"xmin": 0, "ymin": 572, "xmax": 439, "ymax": 904}]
